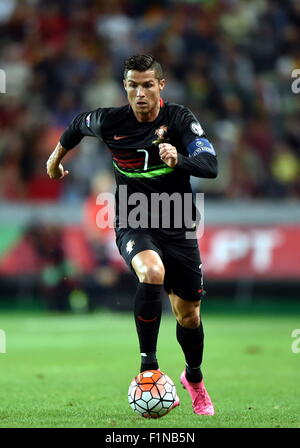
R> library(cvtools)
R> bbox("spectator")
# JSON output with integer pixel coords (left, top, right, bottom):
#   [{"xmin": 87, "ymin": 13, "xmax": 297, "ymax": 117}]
[{"xmin": 0, "ymin": 0, "xmax": 299, "ymax": 201}]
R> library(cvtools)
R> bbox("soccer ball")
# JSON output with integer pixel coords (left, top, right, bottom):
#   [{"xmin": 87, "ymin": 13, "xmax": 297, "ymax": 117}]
[{"xmin": 128, "ymin": 370, "xmax": 177, "ymax": 418}]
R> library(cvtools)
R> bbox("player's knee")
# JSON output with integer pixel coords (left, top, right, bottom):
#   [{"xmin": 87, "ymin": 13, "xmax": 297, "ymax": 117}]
[
  {"xmin": 137, "ymin": 263, "xmax": 165, "ymax": 284},
  {"xmin": 177, "ymin": 312, "xmax": 200, "ymax": 329}
]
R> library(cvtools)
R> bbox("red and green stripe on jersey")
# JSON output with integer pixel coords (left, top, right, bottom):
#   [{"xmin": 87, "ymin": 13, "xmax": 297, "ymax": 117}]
[
  {"xmin": 113, "ymin": 161, "xmax": 174, "ymax": 178},
  {"xmin": 111, "ymin": 146, "xmax": 174, "ymax": 178}
]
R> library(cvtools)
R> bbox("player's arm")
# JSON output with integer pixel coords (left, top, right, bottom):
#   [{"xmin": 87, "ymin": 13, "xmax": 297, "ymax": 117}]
[
  {"xmin": 159, "ymin": 140, "xmax": 217, "ymax": 178},
  {"xmin": 46, "ymin": 109, "xmax": 103, "ymax": 180},
  {"xmin": 46, "ymin": 142, "xmax": 69, "ymax": 179},
  {"xmin": 159, "ymin": 107, "xmax": 218, "ymax": 178},
  {"xmin": 175, "ymin": 141, "xmax": 218, "ymax": 178}
]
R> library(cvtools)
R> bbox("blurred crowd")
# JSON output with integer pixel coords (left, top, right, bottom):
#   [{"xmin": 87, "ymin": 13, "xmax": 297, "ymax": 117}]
[{"xmin": 0, "ymin": 0, "xmax": 300, "ymax": 201}]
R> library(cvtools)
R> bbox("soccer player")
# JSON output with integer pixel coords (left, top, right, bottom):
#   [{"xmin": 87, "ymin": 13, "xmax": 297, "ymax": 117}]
[{"xmin": 47, "ymin": 54, "xmax": 217, "ymax": 415}]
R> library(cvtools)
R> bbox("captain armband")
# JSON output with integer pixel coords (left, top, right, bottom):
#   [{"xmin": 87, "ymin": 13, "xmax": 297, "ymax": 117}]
[{"xmin": 187, "ymin": 138, "xmax": 216, "ymax": 157}]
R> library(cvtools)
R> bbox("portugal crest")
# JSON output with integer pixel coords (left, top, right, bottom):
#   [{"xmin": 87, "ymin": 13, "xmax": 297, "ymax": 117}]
[{"xmin": 152, "ymin": 125, "xmax": 169, "ymax": 145}]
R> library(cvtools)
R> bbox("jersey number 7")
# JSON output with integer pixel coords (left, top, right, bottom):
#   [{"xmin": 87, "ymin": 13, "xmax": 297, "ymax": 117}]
[{"xmin": 137, "ymin": 149, "xmax": 149, "ymax": 170}]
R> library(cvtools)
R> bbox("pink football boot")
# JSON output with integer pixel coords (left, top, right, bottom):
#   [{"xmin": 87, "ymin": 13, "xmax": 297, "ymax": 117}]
[{"xmin": 180, "ymin": 370, "xmax": 214, "ymax": 415}]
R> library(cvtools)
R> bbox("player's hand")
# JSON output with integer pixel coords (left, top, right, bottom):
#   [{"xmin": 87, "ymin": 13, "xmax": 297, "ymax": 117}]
[
  {"xmin": 47, "ymin": 162, "xmax": 69, "ymax": 180},
  {"xmin": 159, "ymin": 143, "xmax": 178, "ymax": 168}
]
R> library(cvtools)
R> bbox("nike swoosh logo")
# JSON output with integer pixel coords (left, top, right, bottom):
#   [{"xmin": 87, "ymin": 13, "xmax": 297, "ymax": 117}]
[
  {"xmin": 138, "ymin": 315, "xmax": 158, "ymax": 323},
  {"xmin": 114, "ymin": 135, "xmax": 129, "ymax": 140}
]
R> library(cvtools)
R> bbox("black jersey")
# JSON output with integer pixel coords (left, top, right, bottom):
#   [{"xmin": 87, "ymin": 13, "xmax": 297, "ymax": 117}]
[{"xmin": 60, "ymin": 100, "xmax": 217, "ymax": 235}]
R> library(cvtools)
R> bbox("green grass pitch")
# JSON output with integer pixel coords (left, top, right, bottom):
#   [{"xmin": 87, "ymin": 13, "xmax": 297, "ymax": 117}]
[{"xmin": 0, "ymin": 306, "xmax": 299, "ymax": 428}]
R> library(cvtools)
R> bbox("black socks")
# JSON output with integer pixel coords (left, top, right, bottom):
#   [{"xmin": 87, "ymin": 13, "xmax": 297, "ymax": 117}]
[
  {"xmin": 176, "ymin": 320, "xmax": 204, "ymax": 383},
  {"xmin": 134, "ymin": 283, "xmax": 162, "ymax": 372},
  {"xmin": 134, "ymin": 282, "xmax": 205, "ymax": 380}
]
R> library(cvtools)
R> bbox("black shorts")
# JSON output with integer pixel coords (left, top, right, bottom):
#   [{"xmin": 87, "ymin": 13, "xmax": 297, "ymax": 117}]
[{"xmin": 115, "ymin": 228, "xmax": 205, "ymax": 302}]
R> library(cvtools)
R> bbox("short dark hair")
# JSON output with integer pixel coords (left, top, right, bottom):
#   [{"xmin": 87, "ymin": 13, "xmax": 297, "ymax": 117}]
[{"xmin": 124, "ymin": 54, "xmax": 163, "ymax": 80}]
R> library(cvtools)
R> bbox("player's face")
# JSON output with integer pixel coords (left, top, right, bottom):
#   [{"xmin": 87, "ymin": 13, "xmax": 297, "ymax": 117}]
[{"xmin": 124, "ymin": 70, "xmax": 165, "ymax": 121}]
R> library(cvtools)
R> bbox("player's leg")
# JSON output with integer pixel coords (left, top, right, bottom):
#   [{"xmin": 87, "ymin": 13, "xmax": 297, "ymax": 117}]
[
  {"xmin": 115, "ymin": 230, "xmax": 165, "ymax": 372},
  {"xmin": 168, "ymin": 291, "xmax": 214, "ymax": 415},
  {"xmin": 162, "ymin": 235, "xmax": 205, "ymax": 382},
  {"xmin": 131, "ymin": 249, "xmax": 164, "ymax": 372},
  {"xmin": 162, "ymin": 231, "xmax": 214, "ymax": 415},
  {"xmin": 168, "ymin": 292, "xmax": 203, "ymax": 383},
  {"xmin": 131, "ymin": 249, "xmax": 180, "ymax": 410}
]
